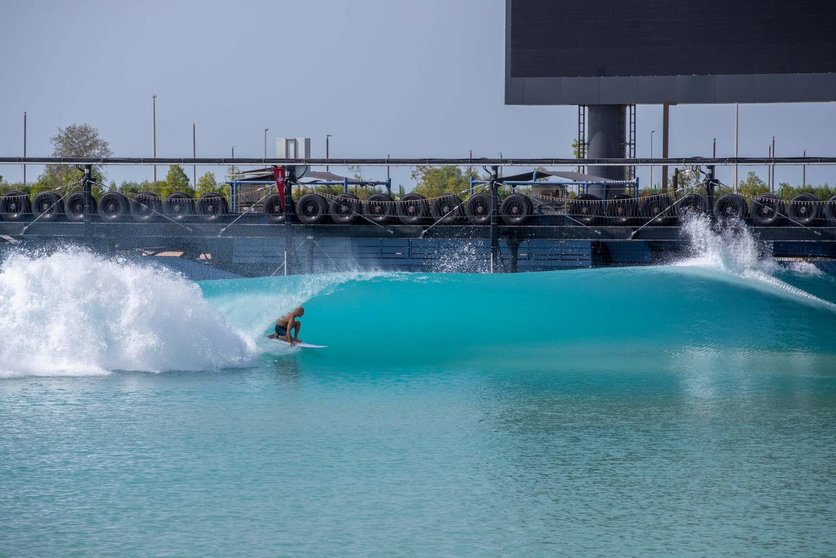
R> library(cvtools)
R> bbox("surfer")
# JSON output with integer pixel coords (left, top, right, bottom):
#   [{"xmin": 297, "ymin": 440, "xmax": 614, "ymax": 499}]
[{"xmin": 274, "ymin": 306, "xmax": 304, "ymax": 346}]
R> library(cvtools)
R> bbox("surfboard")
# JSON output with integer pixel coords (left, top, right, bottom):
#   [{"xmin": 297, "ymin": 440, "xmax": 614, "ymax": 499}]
[{"xmin": 267, "ymin": 334, "xmax": 327, "ymax": 349}]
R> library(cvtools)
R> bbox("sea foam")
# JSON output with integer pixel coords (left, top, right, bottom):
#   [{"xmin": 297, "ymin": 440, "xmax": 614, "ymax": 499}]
[
  {"xmin": 0, "ymin": 249, "xmax": 254, "ymax": 377},
  {"xmin": 672, "ymin": 213, "xmax": 836, "ymax": 312}
]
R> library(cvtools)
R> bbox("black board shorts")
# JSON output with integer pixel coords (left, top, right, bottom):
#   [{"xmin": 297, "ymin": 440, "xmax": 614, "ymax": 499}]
[{"xmin": 275, "ymin": 324, "xmax": 288, "ymax": 336}]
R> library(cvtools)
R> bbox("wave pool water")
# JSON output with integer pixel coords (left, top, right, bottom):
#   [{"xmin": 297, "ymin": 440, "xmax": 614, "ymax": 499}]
[{"xmin": 1, "ymin": 220, "xmax": 835, "ymax": 556}]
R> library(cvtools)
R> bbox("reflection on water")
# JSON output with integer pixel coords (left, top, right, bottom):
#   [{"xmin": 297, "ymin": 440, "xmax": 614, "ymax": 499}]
[{"xmin": 2, "ymin": 350, "xmax": 835, "ymax": 556}]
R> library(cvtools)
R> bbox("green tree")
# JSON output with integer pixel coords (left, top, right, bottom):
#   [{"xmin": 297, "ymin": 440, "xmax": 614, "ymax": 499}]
[
  {"xmin": 660, "ymin": 168, "xmax": 702, "ymax": 194},
  {"xmin": 46, "ymin": 123, "xmax": 112, "ymax": 188},
  {"xmin": 194, "ymin": 171, "xmax": 229, "ymax": 198},
  {"xmin": 225, "ymin": 166, "xmax": 241, "ymax": 182},
  {"xmin": 163, "ymin": 164, "xmax": 190, "ymax": 198},
  {"xmin": 737, "ymin": 171, "xmax": 769, "ymax": 198},
  {"xmin": 411, "ymin": 166, "xmax": 480, "ymax": 199},
  {"xmin": 166, "ymin": 164, "xmax": 190, "ymax": 189},
  {"xmin": 196, "ymin": 172, "xmax": 218, "ymax": 194},
  {"xmin": 777, "ymin": 181, "xmax": 834, "ymax": 201},
  {"xmin": 571, "ymin": 138, "xmax": 585, "ymax": 159},
  {"xmin": 117, "ymin": 180, "xmax": 153, "ymax": 196}
]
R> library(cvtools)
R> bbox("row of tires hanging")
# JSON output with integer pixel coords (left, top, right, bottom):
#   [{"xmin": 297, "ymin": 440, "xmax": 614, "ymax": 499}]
[
  {"xmin": 625, "ymin": 192, "xmax": 836, "ymax": 226},
  {"xmin": 280, "ymin": 192, "xmax": 534, "ymax": 225},
  {"xmin": 284, "ymin": 191, "xmax": 836, "ymax": 226},
  {"xmin": 0, "ymin": 190, "xmax": 228, "ymax": 222},
  {"xmin": 1, "ymin": 189, "xmax": 835, "ymax": 227}
]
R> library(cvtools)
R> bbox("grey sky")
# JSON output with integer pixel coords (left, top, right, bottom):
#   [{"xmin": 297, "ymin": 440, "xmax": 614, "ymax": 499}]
[{"xmin": 1, "ymin": 0, "xmax": 834, "ymax": 189}]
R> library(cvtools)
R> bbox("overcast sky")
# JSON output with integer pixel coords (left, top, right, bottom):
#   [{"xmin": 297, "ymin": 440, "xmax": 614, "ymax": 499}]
[{"xmin": 1, "ymin": 0, "xmax": 834, "ymax": 189}]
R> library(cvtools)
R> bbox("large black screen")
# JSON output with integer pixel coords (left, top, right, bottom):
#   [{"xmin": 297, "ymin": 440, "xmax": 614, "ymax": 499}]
[
  {"xmin": 510, "ymin": 0, "xmax": 836, "ymax": 78},
  {"xmin": 506, "ymin": 0, "xmax": 836, "ymax": 104}
]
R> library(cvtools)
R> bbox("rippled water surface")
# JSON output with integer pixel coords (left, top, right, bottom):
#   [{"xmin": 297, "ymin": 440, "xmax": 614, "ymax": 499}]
[{"xmin": 1, "ymin": 220, "xmax": 835, "ymax": 556}]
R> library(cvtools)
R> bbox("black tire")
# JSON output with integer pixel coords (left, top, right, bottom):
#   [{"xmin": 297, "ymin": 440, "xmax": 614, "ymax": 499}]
[
  {"xmin": 296, "ymin": 193, "xmax": 327, "ymax": 224},
  {"xmin": 787, "ymin": 193, "xmax": 819, "ymax": 225},
  {"xmin": 0, "ymin": 190, "xmax": 31, "ymax": 221},
  {"xmin": 639, "ymin": 194, "xmax": 675, "ymax": 224},
  {"xmin": 568, "ymin": 193, "xmax": 602, "ymax": 225},
  {"xmin": 824, "ymin": 195, "xmax": 836, "ymax": 226},
  {"xmin": 465, "ymin": 193, "xmax": 492, "ymax": 225},
  {"xmin": 98, "ymin": 192, "xmax": 130, "ymax": 222},
  {"xmin": 751, "ymin": 194, "xmax": 783, "ymax": 226},
  {"xmin": 263, "ymin": 194, "xmax": 287, "ymax": 224},
  {"xmin": 677, "ymin": 193, "xmax": 707, "ymax": 216},
  {"xmin": 397, "ymin": 193, "xmax": 428, "ymax": 225},
  {"xmin": 32, "ymin": 191, "xmax": 63, "ymax": 221},
  {"xmin": 430, "ymin": 195, "xmax": 462, "ymax": 224},
  {"xmin": 363, "ymin": 193, "xmax": 394, "ymax": 224},
  {"xmin": 330, "ymin": 193, "xmax": 360, "ymax": 224},
  {"xmin": 165, "ymin": 192, "xmax": 195, "ymax": 221},
  {"xmin": 500, "ymin": 193, "xmax": 532, "ymax": 225},
  {"xmin": 713, "ymin": 194, "xmax": 748, "ymax": 221},
  {"xmin": 605, "ymin": 194, "xmax": 636, "ymax": 225},
  {"xmin": 197, "ymin": 192, "xmax": 228, "ymax": 222},
  {"xmin": 65, "ymin": 192, "xmax": 97, "ymax": 222},
  {"xmin": 130, "ymin": 191, "xmax": 162, "ymax": 222}
]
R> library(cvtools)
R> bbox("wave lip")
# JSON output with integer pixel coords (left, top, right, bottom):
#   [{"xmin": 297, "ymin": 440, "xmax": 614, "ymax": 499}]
[
  {"xmin": 673, "ymin": 214, "xmax": 836, "ymax": 313},
  {"xmin": 0, "ymin": 249, "xmax": 254, "ymax": 378}
]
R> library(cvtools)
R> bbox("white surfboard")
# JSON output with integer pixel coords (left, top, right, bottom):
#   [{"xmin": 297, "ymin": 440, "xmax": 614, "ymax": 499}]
[{"xmin": 267, "ymin": 334, "xmax": 327, "ymax": 349}]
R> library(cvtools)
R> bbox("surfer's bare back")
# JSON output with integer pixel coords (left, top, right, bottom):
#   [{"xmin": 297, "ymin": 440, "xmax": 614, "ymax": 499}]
[{"xmin": 274, "ymin": 306, "xmax": 304, "ymax": 346}]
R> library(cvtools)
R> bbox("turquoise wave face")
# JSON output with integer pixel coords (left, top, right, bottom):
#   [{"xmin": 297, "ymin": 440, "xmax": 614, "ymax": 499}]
[{"xmin": 200, "ymin": 265, "xmax": 836, "ymax": 374}]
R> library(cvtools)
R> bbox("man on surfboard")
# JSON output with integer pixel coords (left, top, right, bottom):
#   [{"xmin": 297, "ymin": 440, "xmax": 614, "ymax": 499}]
[{"xmin": 271, "ymin": 306, "xmax": 304, "ymax": 346}]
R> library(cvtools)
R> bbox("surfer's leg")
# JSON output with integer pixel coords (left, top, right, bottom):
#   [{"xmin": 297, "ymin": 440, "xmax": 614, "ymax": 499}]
[{"xmin": 291, "ymin": 320, "xmax": 302, "ymax": 341}]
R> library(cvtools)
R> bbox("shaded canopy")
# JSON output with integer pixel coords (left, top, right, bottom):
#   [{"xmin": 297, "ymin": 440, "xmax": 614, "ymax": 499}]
[{"xmin": 499, "ymin": 169, "xmax": 620, "ymax": 183}]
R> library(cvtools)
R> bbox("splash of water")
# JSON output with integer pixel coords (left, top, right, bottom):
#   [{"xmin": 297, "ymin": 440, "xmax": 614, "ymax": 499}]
[
  {"xmin": 198, "ymin": 270, "xmax": 394, "ymax": 354},
  {"xmin": 674, "ymin": 214, "xmax": 836, "ymax": 312},
  {"xmin": 432, "ymin": 240, "xmax": 490, "ymax": 273},
  {"xmin": 0, "ymin": 249, "xmax": 254, "ymax": 377}
]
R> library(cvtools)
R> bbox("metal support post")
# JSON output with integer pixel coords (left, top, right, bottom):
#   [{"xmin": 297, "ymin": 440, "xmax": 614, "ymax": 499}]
[
  {"xmin": 705, "ymin": 165, "xmax": 716, "ymax": 218},
  {"xmin": 508, "ymin": 237, "xmax": 520, "ymax": 273},
  {"xmin": 82, "ymin": 164, "xmax": 93, "ymax": 244},
  {"xmin": 490, "ymin": 165, "xmax": 499, "ymax": 273},
  {"xmin": 661, "ymin": 103, "xmax": 670, "ymax": 191},
  {"xmin": 284, "ymin": 167, "xmax": 295, "ymax": 276}
]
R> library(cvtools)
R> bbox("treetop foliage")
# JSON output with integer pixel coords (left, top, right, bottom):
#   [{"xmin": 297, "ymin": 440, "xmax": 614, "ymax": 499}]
[
  {"xmin": 46, "ymin": 123, "xmax": 112, "ymax": 188},
  {"xmin": 411, "ymin": 166, "xmax": 482, "ymax": 199}
]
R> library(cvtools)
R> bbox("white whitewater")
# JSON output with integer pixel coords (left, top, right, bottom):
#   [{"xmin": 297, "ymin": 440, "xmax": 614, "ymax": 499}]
[
  {"xmin": 0, "ymin": 249, "xmax": 254, "ymax": 377},
  {"xmin": 672, "ymin": 213, "xmax": 836, "ymax": 312}
]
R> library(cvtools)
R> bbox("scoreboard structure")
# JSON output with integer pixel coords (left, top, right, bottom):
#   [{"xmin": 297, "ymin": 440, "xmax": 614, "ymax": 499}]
[
  {"xmin": 506, "ymin": 0, "xmax": 836, "ymax": 106},
  {"xmin": 505, "ymin": 0, "xmax": 836, "ymax": 192}
]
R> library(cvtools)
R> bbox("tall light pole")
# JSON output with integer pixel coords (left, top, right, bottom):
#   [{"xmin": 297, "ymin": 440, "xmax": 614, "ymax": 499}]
[
  {"xmin": 712, "ymin": 138, "xmax": 716, "ymax": 158},
  {"xmin": 771, "ymin": 135, "xmax": 776, "ymax": 193},
  {"xmin": 650, "ymin": 130, "xmax": 656, "ymax": 188},
  {"xmin": 192, "ymin": 122, "xmax": 197, "ymax": 188},
  {"xmin": 386, "ymin": 154, "xmax": 390, "ymax": 180},
  {"xmin": 152, "ymin": 94, "xmax": 158, "ymax": 182},
  {"xmin": 468, "ymin": 148, "xmax": 474, "ymax": 179},
  {"xmin": 231, "ymin": 145, "xmax": 236, "ymax": 158},
  {"xmin": 263, "ymin": 128, "xmax": 269, "ymax": 160},
  {"xmin": 23, "ymin": 112, "xmax": 27, "ymax": 185},
  {"xmin": 803, "ymin": 148, "xmax": 807, "ymax": 187},
  {"xmin": 734, "ymin": 103, "xmax": 739, "ymax": 191},
  {"xmin": 326, "ymin": 134, "xmax": 332, "ymax": 171}
]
